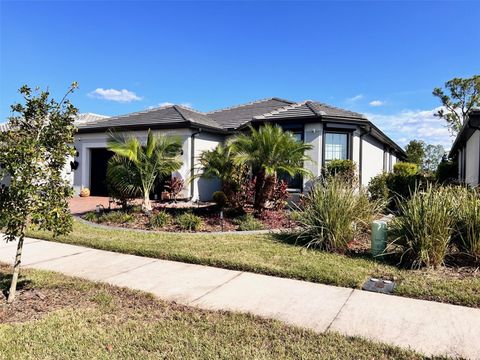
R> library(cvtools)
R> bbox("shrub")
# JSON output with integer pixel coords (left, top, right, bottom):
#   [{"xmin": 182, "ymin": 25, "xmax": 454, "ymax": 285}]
[
  {"xmin": 234, "ymin": 214, "xmax": 264, "ymax": 231},
  {"xmin": 295, "ymin": 177, "xmax": 381, "ymax": 252},
  {"xmin": 393, "ymin": 162, "xmax": 418, "ymax": 176},
  {"xmin": 368, "ymin": 172, "xmax": 390, "ymax": 203},
  {"xmin": 324, "ymin": 160, "xmax": 357, "ymax": 184},
  {"xmin": 389, "ymin": 185, "xmax": 454, "ymax": 268},
  {"xmin": 271, "ymin": 180, "xmax": 289, "ymax": 210},
  {"xmin": 437, "ymin": 159, "xmax": 458, "ymax": 184},
  {"xmin": 176, "ymin": 213, "xmax": 203, "ymax": 231},
  {"xmin": 165, "ymin": 177, "xmax": 184, "ymax": 201},
  {"xmin": 83, "ymin": 211, "xmax": 99, "ymax": 222},
  {"xmin": 149, "ymin": 212, "xmax": 171, "ymax": 229},
  {"xmin": 212, "ymin": 191, "xmax": 228, "ymax": 208},
  {"xmin": 98, "ymin": 211, "xmax": 133, "ymax": 224},
  {"xmin": 454, "ymin": 187, "xmax": 480, "ymax": 260}
]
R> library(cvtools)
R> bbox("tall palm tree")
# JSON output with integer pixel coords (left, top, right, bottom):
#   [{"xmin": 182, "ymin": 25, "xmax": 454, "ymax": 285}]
[
  {"xmin": 229, "ymin": 124, "xmax": 313, "ymax": 211},
  {"xmin": 107, "ymin": 129, "xmax": 183, "ymax": 212}
]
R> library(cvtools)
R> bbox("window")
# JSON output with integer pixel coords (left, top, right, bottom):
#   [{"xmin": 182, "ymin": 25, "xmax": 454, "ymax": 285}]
[{"xmin": 324, "ymin": 133, "xmax": 348, "ymax": 161}]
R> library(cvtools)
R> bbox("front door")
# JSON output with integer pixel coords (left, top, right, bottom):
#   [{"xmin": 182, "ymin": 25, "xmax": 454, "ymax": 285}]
[{"xmin": 90, "ymin": 148, "xmax": 114, "ymax": 196}]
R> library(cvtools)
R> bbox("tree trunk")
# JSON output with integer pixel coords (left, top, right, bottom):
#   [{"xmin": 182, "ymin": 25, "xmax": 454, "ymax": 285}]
[
  {"xmin": 7, "ymin": 232, "xmax": 25, "ymax": 303},
  {"xmin": 143, "ymin": 192, "xmax": 152, "ymax": 212}
]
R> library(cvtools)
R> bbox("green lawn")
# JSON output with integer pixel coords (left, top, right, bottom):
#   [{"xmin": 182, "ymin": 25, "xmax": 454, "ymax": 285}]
[
  {"xmin": 27, "ymin": 219, "xmax": 480, "ymax": 308},
  {"xmin": 0, "ymin": 266, "xmax": 427, "ymax": 359}
]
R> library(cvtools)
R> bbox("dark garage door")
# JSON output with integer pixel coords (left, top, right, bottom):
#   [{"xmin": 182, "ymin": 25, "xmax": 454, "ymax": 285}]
[{"xmin": 90, "ymin": 148, "xmax": 114, "ymax": 196}]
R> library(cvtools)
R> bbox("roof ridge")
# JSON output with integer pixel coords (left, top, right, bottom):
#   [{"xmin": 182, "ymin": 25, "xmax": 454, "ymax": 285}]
[
  {"xmin": 207, "ymin": 97, "xmax": 294, "ymax": 114},
  {"xmin": 253, "ymin": 101, "xmax": 309, "ymax": 120},
  {"xmin": 311, "ymin": 101, "xmax": 366, "ymax": 118}
]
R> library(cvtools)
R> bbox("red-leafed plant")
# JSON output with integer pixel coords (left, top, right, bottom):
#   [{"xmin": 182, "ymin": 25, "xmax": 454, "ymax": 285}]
[{"xmin": 165, "ymin": 177, "xmax": 184, "ymax": 202}]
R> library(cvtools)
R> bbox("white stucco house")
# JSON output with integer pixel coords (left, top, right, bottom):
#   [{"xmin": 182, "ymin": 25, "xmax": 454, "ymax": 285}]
[
  {"xmin": 449, "ymin": 109, "xmax": 480, "ymax": 185},
  {"xmin": 71, "ymin": 98, "xmax": 405, "ymax": 200}
]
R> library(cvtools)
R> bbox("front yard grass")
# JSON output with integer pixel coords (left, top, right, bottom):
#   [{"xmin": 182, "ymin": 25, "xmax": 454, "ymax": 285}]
[
  {"xmin": 27, "ymin": 219, "xmax": 480, "ymax": 308},
  {"xmin": 0, "ymin": 265, "xmax": 425, "ymax": 359}
]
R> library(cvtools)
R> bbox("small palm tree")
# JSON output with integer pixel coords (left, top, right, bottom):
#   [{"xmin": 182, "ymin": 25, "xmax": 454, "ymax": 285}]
[
  {"xmin": 107, "ymin": 129, "xmax": 183, "ymax": 212},
  {"xmin": 229, "ymin": 124, "xmax": 313, "ymax": 211},
  {"xmin": 197, "ymin": 144, "xmax": 242, "ymax": 199}
]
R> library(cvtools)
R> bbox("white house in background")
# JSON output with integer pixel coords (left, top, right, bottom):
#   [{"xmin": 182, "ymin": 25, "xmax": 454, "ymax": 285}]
[
  {"xmin": 72, "ymin": 98, "xmax": 405, "ymax": 200},
  {"xmin": 449, "ymin": 109, "xmax": 480, "ymax": 186}
]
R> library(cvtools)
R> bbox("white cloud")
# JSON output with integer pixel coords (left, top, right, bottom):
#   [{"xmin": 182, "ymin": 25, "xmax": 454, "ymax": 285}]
[
  {"xmin": 88, "ymin": 88, "xmax": 142, "ymax": 103},
  {"xmin": 365, "ymin": 107, "xmax": 455, "ymax": 150},
  {"xmin": 346, "ymin": 94, "xmax": 363, "ymax": 102},
  {"xmin": 147, "ymin": 102, "xmax": 192, "ymax": 110},
  {"xmin": 369, "ymin": 100, "xmax": 385, "ymax": 107}
]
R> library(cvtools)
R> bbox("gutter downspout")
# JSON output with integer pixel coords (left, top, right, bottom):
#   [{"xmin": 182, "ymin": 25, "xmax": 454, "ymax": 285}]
[
  {"xmin": 190, "ymin": 128, "xmax": 202, "ymax": 201},
  {"xmin": 359, "ymin": 125, "xmax": 371, "ymax": 187}
]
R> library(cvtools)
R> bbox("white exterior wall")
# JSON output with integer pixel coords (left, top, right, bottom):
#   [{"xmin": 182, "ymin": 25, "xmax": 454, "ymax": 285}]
[
  {"xmin": 73, "ymin": 129, "xmax": 192, "ymax": 197},
  {"xmin": 465, "ymin": 131, "xmax": 480, "ymax": 186},
  {"xmin": 303, "ymin": 123, "xmax": 323, "ymax": 189},
  {"xmin": 192, "ymin": 132, "xmax": 223, "ymax": 201},
  {"xmin": 361, "ymin": 134, "xmax": 385, "ymax": 187}
]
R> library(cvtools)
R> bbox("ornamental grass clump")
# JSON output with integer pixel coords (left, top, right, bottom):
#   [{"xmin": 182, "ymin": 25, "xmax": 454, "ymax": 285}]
[
  {"xmin": 389, "ymin": 185, "xmax": 455, "ymax": 269},
  {"xmin": 454, "ymin": 187, "xmax": 480, "ymax": 260},
  {"xmin": 295, "ymin": 177, "xmax": 382, "ymax": 253}
]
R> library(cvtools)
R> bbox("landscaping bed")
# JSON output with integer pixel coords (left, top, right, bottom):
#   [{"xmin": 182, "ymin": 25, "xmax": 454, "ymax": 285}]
[
  {"xmin": 27, "ymin": 220, "xmax": 480, "ymax": 308},
  {"xmin": 0, "ymin": 264, "xmax": 424, "ymax": 359},
  {"xmin": 82, "ymin": 204, "xmax": 295, "ymax": 233}
]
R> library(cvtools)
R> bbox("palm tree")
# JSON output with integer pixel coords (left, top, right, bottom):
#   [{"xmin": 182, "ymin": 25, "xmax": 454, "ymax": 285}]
[
  {"xmin": 107, "ymin": 129, "xmax": 183, "ymax": 212},
  {"xmin": 229, "ymin": 124, "xmax": 313, "ymax": 211},
  {"xmin": 197, "ymin": 143, "xmax": 241, "ymax": 199}
]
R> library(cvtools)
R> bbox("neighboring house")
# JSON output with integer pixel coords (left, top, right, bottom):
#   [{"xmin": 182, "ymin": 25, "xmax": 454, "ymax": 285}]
[
  {"xmin": 449, "ymin": 109, "xmax": 480, "ymax": 186},
  {"xmin": 73, "ymin": 98, "xmax": 405, "ymax": 200}
]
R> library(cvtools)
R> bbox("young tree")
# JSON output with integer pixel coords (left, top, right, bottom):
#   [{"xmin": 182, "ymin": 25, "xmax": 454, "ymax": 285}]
[
  {"xmin": 423, "ymin": 144, "xmax": 445, "ymax": 173},
  {"xmin": 433, "ymin": 75, "xmax": 480, "ymax": 136},
  {"xmin": 229, "ymin": 124, "xmax": 313, "ymax": 212},
  {"xmin": 107, "ymin": 130, "xmax": 183, "ymax": 212},
  {"xmin": 405, "ymin": 140, "xmax": 425, "ymax": 167},
  {"xmin": 0, "ymin": 84, "xmax": 78, "ymax": 303}
]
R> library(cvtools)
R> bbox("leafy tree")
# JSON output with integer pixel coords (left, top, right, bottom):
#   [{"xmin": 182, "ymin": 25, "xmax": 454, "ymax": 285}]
[
  {"xmin": 0, "ymin": 84, "xmax": 78, "ymax": 303},
  {"xmin": 405, "ymin": 140, "xmax": 425, "ymax": 167},
  {"xmin": 107, "ymin": 130, "xmax": 183, "ymax": 212},
  {"xmin": 433, "ymin": 75, "xmax": 480, "ymax": 136},
  {"xmin": 423, "ymin": 144, "xmax": 445, "ymax": 173},
  {"xmin": 228, "ymin": 124, "xmax": 313, "ymax": 212}
]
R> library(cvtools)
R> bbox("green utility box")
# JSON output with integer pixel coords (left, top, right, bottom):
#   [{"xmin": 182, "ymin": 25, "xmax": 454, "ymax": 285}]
[{"xmin": 371, "ymin": 220, "xmax": 387, "ymax": 258}]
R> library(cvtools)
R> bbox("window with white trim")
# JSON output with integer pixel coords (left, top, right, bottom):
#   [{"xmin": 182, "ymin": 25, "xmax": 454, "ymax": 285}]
[{"xmin": 324, "ymin": 132, "xmax": 348, "ymax": 161}]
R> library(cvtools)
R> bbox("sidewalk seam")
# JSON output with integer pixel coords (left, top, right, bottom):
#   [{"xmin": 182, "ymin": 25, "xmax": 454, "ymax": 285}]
[
  {"xmin": 188, "ymin": 272, "xmax": 244, "ymax": 305},
  {"xmin": 24, "ymin": 249, "xmax": 95, "ymax": 267},
  {"xmin": 101, "ymin": 259, "xmax": 159, "ymax": 282},
  {"xmin": 325, "ymin": 288, "xmax": 354, "ymax": 332}
]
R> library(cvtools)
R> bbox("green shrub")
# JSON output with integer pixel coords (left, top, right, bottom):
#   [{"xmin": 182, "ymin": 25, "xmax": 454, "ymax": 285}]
[
  {"xmin": 83, "ymin": 211, "xmax": 99, "ymax": 222},
  {"xmin": 393, "ymin": 162, "xmax": 418, "ymax": 176},
  {"xmin": 234, "ymin": 214, "xmax": 264, "ymax": 231},
  {"xmin": 437, "ymin": 160, "xmax": 458, "ymax": 184},
  {"xmin": 389, "ymin": 185, "xmax": 454, "ymax": 268},
  {"xmin": 176, "ymin": 213, "xmax": 203, "ymax": 231},
  {"xmin": 368, "ymin": 172, "xmax": 390, "ymax": 202},
  {"xmin": 98, "ymin": 211, "xmax": 133, "ymax": 224},
  {"xmin": 149, "ymin": 212, "xmax": 171, "ymax": 229},
  {"xmin": 295, "ymin": 177, "xmax": 382, "ymax": 252},
  {"xmin": 454, "ymin": 187, "xmax": 480, "ymax": 260},
  {"xmin": 324, "ymin": 160, "xmax": 357, "ymax": 184},
  {"xmin": 212, "ymin": 191, "xmax": 228, "ymax": 207}
]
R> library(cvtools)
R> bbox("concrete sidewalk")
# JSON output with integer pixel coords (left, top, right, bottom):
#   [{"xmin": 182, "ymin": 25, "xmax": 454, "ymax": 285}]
[{"xmin": 1, "ymin": 238, "xmax": 479, "ymax": 359}]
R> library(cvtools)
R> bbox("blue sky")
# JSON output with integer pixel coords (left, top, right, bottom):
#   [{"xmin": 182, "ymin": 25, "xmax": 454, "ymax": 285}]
[{"xmin": 1, "ymin": 1, "xmax": 479, "ymax": 149}]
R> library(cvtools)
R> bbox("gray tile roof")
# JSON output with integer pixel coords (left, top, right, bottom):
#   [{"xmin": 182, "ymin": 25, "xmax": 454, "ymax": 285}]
[
  {"xmin": 253, "ymin": 101, "xmax": 366, "ymax": 121},
  {"xmin": 76, "ymin": 105, "xmax": 221, "ymax": 131},
  {"xmin": 0, "ymin": 123, "xmax": 9, "ymax": 132},
  {"xmin": 1, "ymin": 113, "xmax": 107, "ymax": 132},
  {"xmin": 207, "ymin": 98, "xmax": 295, "ymax": 129}
]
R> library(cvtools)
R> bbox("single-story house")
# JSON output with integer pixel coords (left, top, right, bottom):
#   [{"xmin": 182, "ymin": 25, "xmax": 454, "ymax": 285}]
[
  {"xmin": 449, "ymin": 109, "xmax": 480, "ymax": 186},
  {"xmin": 72, "ymin": 98, "xmax": 406, "ymax": 200}
]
